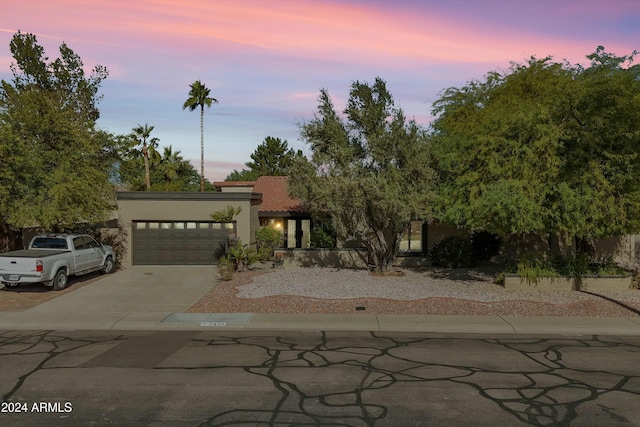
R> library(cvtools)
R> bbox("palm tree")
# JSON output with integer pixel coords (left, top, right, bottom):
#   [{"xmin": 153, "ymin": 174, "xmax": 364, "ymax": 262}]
[
  {"xmin": 131, "ymin": 124, "xmax": 160, "ymax": 191},
  {"xmin": 183, "ymin": 80, "xmax": 218, "ymax": 192},
  {"xmin": 160, "ymin": 145, "xmax": 183, "ymax": 184}
]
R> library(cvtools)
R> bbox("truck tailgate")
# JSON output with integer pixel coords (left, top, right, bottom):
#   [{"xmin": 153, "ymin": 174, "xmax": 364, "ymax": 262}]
[{"xmin": 0, "ymin": 257, "xmax": 39, "ymax": 277}]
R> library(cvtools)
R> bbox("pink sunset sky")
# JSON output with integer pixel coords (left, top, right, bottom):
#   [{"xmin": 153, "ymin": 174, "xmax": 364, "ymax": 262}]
[{"xmin": 2, "ymin": 0, "xmax": 639, "ymax": 181}]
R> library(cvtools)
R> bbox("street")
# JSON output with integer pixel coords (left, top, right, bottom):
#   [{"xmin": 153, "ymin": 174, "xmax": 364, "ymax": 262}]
[{"xmin": 1, "ymin": 330, "xmax": 639, "ymax": 426}]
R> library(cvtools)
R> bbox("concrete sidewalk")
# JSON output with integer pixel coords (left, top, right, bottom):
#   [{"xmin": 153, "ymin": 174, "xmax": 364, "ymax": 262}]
[{"xmin": 1, "ymin": 266, "xmax": 640, "ymax": 335}]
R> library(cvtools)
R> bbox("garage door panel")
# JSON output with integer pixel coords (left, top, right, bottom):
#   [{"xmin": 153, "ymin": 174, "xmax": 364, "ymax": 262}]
[{"xmin": 132, "ymin": 221, "xmax": 233, "ymax": 265}]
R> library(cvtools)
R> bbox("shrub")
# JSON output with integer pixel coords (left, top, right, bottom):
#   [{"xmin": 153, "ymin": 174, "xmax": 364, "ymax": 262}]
[
  {"xmin": 471, "ymin": 231, "xmax": 501, "ymax": 261},
  {"xmin": 255, "ymin": 226, "xmax": 283, "ymax": 260},
  {"xmin": 217, "ymin": 256, "xmax": 235, "ymax": 281},
  {"xmin": 310, "ymin": 228, "xmax": 336, "ymax": 248},
  {"xmin": 430, "ymin": 236, "xmax": 477, "ymax": 268},
  {"xmin": 226, "ymin": 241, "xmax": 260, "ymax": 272},
  {"xmin": 506, "ymin": 253, "xmax": 629, "ymax": 285}
]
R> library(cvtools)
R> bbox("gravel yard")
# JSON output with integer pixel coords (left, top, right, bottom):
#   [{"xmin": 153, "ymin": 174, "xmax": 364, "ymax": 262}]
[{"xmin": 188, "ymin": 266, "xmax": 640, "ymax": 317}]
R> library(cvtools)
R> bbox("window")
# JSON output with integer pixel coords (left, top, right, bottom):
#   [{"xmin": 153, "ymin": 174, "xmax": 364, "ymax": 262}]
[
  {"xmin": 73, "ymin": 237, "xmax": 88, "ymax": 250},
  {"xmin": 400, "ymin": 221, "xmax": 423, "ymax": 252}
]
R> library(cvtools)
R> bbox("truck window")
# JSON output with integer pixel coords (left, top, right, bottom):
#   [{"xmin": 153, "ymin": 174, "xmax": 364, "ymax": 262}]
[
  {"xmin": 31, "ymin": 238, "xmax": 69, "ymax": 249},
  {"xmin": 73, "ymin": 237, "xmax": 88, "ymax": 250}
]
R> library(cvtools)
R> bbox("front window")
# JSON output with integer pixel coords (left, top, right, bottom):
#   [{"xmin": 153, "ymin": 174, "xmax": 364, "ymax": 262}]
[{"xmin": 400, "ymin": 221, "xmax": 423, "ymax": 252}]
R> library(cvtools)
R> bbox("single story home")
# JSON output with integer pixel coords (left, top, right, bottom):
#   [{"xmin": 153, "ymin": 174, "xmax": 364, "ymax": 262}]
[{"xmin": 115, "ymin": 176, "xmax": 637, "ymax": 268}]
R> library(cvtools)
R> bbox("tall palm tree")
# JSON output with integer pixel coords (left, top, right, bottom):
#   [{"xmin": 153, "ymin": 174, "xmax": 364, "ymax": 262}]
[
  {"xmin": 131, "ymin": 123, "xmax": 160, "ymax": 191},
  {"xmin": 182, "ymin": 80, "xmax": 218, "ymax": 192}
]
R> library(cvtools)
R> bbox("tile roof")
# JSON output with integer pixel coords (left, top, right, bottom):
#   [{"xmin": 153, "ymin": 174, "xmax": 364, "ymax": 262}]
[{"xmin": 253, "ymin": 176, "xmax": 305, "ymax": 214}]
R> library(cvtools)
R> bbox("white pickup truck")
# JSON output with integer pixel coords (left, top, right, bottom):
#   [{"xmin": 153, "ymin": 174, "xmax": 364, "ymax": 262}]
[{"xmin": 0, "ymin": 234, "xmax": 115, "ymax": 291}]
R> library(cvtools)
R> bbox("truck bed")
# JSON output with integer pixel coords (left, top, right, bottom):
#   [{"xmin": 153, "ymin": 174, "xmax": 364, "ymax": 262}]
[{"xmin": 0, "ymin": 250, "xmax": 70, "ymax": 258}]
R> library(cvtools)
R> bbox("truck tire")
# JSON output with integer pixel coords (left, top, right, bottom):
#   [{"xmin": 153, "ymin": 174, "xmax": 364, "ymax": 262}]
[
  {"xmin": 52, "ymin": 269, "xmax": 68, "ymax": 291},
  {"xmin": 102, "ymin": 256, "xmax": 115, "ymax": 274}
]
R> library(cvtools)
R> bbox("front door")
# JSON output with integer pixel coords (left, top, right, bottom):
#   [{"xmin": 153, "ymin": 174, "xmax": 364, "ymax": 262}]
[{"xmin": 287, "ymin": 219, "xmax": 310, "ymax": 249}]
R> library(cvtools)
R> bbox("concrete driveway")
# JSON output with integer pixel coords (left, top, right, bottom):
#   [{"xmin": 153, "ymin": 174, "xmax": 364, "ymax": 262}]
[{"xmin": 0, "ymin": 266, "xmax": 219, "ymax": 330}]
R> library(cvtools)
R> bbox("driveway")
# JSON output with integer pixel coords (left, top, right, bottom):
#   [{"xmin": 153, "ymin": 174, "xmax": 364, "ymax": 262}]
[{"xmin": 0, "ymin": 266, "xmax": 219, "ymax": 329}]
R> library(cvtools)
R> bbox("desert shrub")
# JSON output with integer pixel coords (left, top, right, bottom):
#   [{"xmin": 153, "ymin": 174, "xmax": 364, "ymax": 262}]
[
  {"xmin": 217, "ymin": 256, "xmax": 235, "ymax": 281},
  {"xmin": 226, "ymin": 241, "xmax": 260, "ymax": 272},
  {"xmin": 255, "ymin": 226, "xmax": 283, "ymax": 260},
  {"xmin": 514, "ymin": 254, "xmax": 558, "ymax": 285},
  {"xmin": 471, "ymin": 231, "xmax": 501, "ymax": 261},
  {"xmin": 430, "ymin": 236, "xmax": 477, "ymax": 268},
  {"xmin": 310, "ymin": 228, "xmax": 336, "ymax": 248},
  {"xmin": 506, "ymin": 253, "xmax": 629, "ymax": 285}
]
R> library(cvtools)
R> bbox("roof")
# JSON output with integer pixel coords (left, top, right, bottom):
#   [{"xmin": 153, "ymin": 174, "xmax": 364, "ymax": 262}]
[
  {"xmin": 253, "ymin": 176, "xmax": 305, "ymax": 215},
  {"xmin": 213, "ymin": 181, "xmax": 256, "ymax": 190}
]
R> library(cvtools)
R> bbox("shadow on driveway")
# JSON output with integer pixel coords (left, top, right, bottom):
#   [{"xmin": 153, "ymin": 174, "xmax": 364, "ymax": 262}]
[{"xmin": 0, "ymin": 270, "xmax": 113, "ymax": 312}]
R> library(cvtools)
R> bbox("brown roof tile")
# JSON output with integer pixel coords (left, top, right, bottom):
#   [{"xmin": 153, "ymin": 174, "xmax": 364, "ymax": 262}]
[{"xmin": 253, "ymin": 176, "xmax": 304, "ymax": 214}]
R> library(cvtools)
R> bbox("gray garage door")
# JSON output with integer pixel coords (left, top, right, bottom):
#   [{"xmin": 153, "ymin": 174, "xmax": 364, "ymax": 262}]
[{"xmin": 132, "ymin": 221, "xmax": 235, "ymax": 265}]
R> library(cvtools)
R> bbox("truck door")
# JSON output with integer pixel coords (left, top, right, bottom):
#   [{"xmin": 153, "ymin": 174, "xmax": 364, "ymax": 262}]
[
  {"xmin": 85, "ymin": 236, "xmax": 105, "ymax": 269},
  {"xmin": 72, "ymin": 236, "xmax": 93, "ymax": 272}
]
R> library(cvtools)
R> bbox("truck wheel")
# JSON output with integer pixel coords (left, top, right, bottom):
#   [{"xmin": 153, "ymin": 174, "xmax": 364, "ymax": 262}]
[
  {"xmin": 52, "ymin": 269, "xmax": 68, "ymax": 291},
  {"xmin": 102, "ymin": 256, "xmax": 115, "ymax": 274}
]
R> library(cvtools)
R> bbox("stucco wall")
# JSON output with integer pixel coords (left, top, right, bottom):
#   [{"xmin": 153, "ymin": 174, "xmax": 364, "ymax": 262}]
[{"xmin": 116, "ymin": 192, "xmax": 259, "ymax": 267}]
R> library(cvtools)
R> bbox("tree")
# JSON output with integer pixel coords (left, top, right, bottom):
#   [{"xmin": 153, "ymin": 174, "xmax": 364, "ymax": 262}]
[
  {"xmin": 131, "ymin": 123, "xmax": 160, "ymax": 191},
  {"xmin": 0, "ymin": 31, "xmax": 115, "ymax": 231},
  {"xmin": 430, "ymin": 48, "xmax": 640, "ymax": 253},
  {"xmin": 225, "ymin": 136, "xmax": 302, "ymax": 181},
  {"xmin": 116, "ymin": 140, "xmax": 213, "ymax": 191},
  {"xmin": 289, "ymin": 78, "xmax": 437, "ymax": 272},
  {"xmin": 183, "ymin": 80, "xmax": 217, "ymax": 192}
]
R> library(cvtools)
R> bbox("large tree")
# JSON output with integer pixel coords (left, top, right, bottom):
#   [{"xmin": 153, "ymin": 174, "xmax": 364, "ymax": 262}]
[
  {"xmin": 183, "ymin": 80, "xmax": 217, "ymax": 192},
  {"xmin": 430, "ymin": 48, "xmax": 640, "ymax": 252},
  {"xmin": 0, "ymin": 31, "xmax": 115, "ymax": 231},
  {"xmin": 289, "ymin": 78, "xmax": 437, "ymax": 271},
  {"xmin": 116, "ymin": 140, "xmax": 211, "ymax": 191},
  {"xmin": 225, "ymin": 136, "xmax": 302, "ymax": 181}
]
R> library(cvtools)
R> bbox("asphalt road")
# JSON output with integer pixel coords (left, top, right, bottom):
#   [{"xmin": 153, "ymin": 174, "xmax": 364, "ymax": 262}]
[{"xmin": 1, "ymin": 330, "xmax": 639, "ymax": 426}]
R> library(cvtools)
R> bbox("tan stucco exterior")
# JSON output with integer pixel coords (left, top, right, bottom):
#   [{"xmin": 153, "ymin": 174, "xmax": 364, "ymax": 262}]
[{"xmin": 116, "ymin": 192, "xmax": 261, "ymax": 267}]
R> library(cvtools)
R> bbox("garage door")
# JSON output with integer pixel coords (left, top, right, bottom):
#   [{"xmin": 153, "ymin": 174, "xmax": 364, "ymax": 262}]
[{"xmin": 132, "ymin": 221, "xmax": 235, "ymax": 265}]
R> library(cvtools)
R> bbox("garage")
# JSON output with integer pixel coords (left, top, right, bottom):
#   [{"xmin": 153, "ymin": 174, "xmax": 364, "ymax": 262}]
[{"xmin": 132, "ymin": 221, "xmax": 235, "ymax": 265}]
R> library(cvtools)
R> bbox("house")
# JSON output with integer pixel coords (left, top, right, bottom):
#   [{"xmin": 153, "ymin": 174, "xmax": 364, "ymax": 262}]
[
  {"xmin": 116, "ymin": 176, "xmax": 313, "ymax": 267},
  {"xmin": 115, "ymin": 176, "xmax": 637, "ymax": 268}
]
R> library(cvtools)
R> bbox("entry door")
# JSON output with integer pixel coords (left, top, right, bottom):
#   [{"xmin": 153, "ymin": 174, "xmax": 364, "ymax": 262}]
[{"xmin": 286, "ymin": 219, "xmax": 310, "ymax": 249}]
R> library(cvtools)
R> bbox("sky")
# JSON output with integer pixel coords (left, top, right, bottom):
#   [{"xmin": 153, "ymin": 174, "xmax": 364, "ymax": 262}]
[{"xmin": 2, "ymin": 0, "xmax": 639, "ymax": 182}]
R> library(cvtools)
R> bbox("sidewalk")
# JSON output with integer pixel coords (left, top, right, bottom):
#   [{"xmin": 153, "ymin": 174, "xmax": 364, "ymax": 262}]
[{"xmin": 1, "ymin": 266, "xmax": 640, "ymax": 335}]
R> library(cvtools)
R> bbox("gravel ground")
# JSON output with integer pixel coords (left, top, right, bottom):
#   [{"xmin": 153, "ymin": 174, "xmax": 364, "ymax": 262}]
[{"xmin": 188, "ymin": 266, "xmax": 640, "ymax": 317}]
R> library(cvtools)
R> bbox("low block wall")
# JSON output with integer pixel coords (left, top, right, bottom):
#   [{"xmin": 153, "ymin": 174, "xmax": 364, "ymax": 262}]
[
  {"xmin": 277, "ymin": 249, "xmax": 429, "ymax": 269},
  {"xmin": 280, "ymin": 248, "xmax": 369, "ymax": 269},
  {"xmin": 504, "ymin": 275, "xmax": 634, "ymax": 291}
]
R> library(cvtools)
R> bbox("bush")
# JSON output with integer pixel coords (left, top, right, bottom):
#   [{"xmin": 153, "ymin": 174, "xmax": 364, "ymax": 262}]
[
  {"xmin": 255, "ymin": 226, "xmax": 283, "ymax": 260},
  {"xmin": 217, "ymin": 256, "xmax": 235, "ymax": 281},
  {"xmin": 506, "ymin": 253, "xmax": 629, "ymax": 285},
  {"xmin": 471, "ymin": 231, "xmax": 501, "ymax": 261},
  {"xmin": 430, "ymin": 236, "xmax": 477, "ymax": 268},
  {"xmin": 226, "ymin": 241, "xmax": 260, "ymax": 272},
  {"xmin": 310, "ymin": 228, "xmax": 336, "ymax": 248}
]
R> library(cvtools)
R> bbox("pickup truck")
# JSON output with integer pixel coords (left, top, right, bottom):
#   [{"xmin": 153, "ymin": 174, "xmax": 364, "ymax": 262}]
[{"xmin": 0, "ymin": 234, "xmax": 115, "ymax": 291}]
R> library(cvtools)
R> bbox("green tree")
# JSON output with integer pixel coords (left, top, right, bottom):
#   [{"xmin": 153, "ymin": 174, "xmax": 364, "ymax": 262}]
[
  {"xmin": 430, "ymin": 48, "xmax": 640, "ymax": 253},
  {"xmin": 183, "ymin": 80, "xmax": 217, "ymax": 192},
  {"xmin": 0, "ymin": 31, "xmax": 115, "ymax": 231},
  {"xmin": 289, "ymin": 78, "xmax": 437, "ymax": 272},
  {"xmin": 225, "ymin": 136, "xmax": 302, "ymax": 181},
  {"xmin": 131, "ymin": 123, "xmax": 160, "ymax": 191},
  {"xmin": 116, "ymin": 140, "xmax": 213, "ymax": 192}
]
